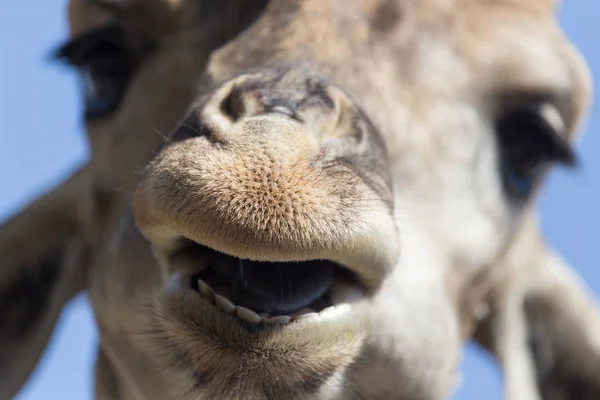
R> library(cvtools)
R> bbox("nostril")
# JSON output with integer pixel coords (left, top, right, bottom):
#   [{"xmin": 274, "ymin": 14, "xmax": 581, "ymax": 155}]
[
  {"xmin": 170, "ymin": 116, "xmax": 207, "ymax": 142},
  {"xmin": 220, "ymin": 86, "xmax": 245, "ymax": 121}
]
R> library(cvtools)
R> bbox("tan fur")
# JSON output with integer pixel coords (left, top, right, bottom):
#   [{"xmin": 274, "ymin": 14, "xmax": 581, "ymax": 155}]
[{"xmin": 0, "ymin": 0, "xmax": 597, "ymax": 399}]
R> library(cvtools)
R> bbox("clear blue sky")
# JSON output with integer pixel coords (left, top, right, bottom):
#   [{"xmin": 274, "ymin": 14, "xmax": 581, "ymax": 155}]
[{"xmin": 0, "ymin": 1, "xmax": 597, "ymax": 399}]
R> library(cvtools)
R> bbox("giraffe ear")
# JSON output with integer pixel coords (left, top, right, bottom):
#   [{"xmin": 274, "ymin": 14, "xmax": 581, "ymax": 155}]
[
  {"xmin": 523, "ymin": 250, "xmax": 600, "ymax": 399},
  {"xmin": 473, "ymin": 215, "xmax": 600, "ymax": 400},
  {"xmin": 0, "ymin": 165, "xmax": 91, "ymax": 400}
]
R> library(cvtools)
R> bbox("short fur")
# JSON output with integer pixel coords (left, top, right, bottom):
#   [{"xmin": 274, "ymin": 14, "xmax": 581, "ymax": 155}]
[{"xmin": 1, "ymin": 0, "xmax": 598, "ymax": 399}]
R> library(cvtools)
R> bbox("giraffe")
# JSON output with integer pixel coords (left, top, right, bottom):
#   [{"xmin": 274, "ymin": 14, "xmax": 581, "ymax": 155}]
[{"xmin": 1, "ymin": 1, "xmax": 598, "ymax": 399}]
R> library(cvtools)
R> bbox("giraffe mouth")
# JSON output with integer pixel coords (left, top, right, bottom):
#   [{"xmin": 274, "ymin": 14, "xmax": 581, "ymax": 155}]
[{"xmin": 169, "ymin": 239, "xmax": 364, "ymax": 325}]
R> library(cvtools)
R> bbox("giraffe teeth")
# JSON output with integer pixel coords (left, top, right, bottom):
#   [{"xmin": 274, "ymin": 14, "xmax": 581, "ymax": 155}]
[
  {"xmin": 192, "ymin": 277, "xmax": 355, "ymax": 325},
  {"xmin": 263, "ymin": 315, "xmax": 291, "ymax": 324},
  {"xmin": 292, "ymin": 308, "xmax": 315, "ymax": 317},
  {"xmin": 292, "ymin": 312, "xmax": 319, "ymax": 321},
  {"xmin": 197, "ymin": 279, "xmax": 215, "ymax": 302},
  {"xmin": 214, "ymin": 294, "xmax": 235, "ymax": 314},
  {"xmin": 235, "ymin": 306, "xmax": 262, "ymax": 324}
]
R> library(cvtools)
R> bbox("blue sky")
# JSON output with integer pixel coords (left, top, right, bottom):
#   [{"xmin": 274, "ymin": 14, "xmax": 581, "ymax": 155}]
[{"xmin": 0, "ymin": 1, "xmax": 597, "ymax": 399}]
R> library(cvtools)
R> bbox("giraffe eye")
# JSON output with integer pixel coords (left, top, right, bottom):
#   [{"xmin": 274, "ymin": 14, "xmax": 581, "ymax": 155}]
[
  {"xmin": 54, "ymin": 25, "xmax": 136, "ymax": 119},
  {"xmin": 496, "ymin": 102, "xmax": 577, "ymax": 200}
]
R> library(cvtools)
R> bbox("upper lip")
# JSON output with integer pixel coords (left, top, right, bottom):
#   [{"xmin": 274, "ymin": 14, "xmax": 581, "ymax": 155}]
[{"xmin": 131, "ymin": 141, "xmax": 399, "ymax": 293}]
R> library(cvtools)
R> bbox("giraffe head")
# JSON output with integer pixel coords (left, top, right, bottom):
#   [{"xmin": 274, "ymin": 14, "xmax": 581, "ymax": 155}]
[{"xmin": 0, "ymin": 0, "xmax": 592, "ymax": 399}]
